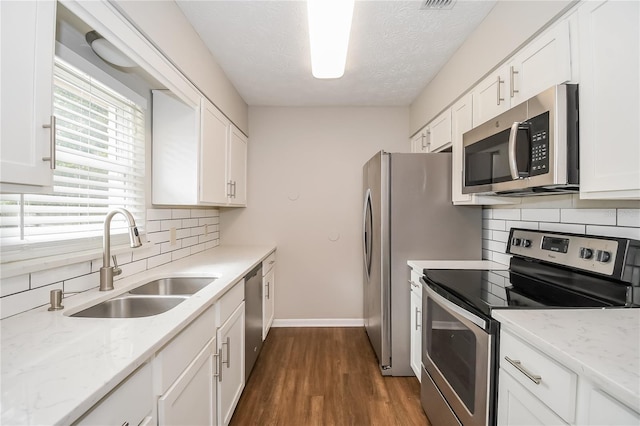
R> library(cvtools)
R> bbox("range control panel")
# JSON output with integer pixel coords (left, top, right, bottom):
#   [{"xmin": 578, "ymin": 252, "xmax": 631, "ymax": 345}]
[{"xmin": 507, "ymin": 228, "xmax": 618, "ymax": 276}]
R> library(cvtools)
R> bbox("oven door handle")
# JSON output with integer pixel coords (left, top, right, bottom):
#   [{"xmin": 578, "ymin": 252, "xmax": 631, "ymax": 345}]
[{"xmin": 421, "ymin": 278, "xmax": 488, "ymax": 331}]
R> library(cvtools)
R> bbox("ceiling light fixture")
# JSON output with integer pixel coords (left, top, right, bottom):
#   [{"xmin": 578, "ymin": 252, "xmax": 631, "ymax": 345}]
[
  {"xmin": 307, "ymin": 0, "xmax": 355, "ymax": 79},
  {"xmin": 85, "ymin": 30, "xmax": 137, "ymax": 69}
]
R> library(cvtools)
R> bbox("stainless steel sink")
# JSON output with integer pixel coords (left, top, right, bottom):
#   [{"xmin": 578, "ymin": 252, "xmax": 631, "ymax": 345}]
[
  {"xmin": 128, "ymin": 277, "xmax": 216, "ymax": 296},
  {"xmin": 71, "ymin": 295, "xmax": 188, "ymax": 318}
]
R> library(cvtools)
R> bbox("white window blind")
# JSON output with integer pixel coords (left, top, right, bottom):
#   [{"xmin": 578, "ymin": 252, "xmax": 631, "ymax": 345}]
[{"xmin": 0, "ymin": 58, "xmax": 145, "ymax": 260}]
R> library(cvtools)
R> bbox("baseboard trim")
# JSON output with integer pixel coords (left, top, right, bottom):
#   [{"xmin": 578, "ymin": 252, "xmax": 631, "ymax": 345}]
[{"xmin": 272, "ymin": 318, "xmax": 365, "ymax": 327}]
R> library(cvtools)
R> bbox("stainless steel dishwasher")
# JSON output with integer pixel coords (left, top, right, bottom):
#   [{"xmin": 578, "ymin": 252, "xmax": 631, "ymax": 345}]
[{"xmin": 244, "ymin": 263, "xmax": 263, "ymax": 379}]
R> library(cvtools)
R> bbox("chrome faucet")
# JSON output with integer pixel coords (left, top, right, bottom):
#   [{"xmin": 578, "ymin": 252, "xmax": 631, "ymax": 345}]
[{"xmin": 100, "ymin": 208, "xmax": 143, "ymax": 291}]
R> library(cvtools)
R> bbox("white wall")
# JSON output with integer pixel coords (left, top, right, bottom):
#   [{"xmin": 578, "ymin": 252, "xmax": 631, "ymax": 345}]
[
  {"xmin": 113, "ymin": 0, "xmax": 249, "ymax": 134},
  {"xmin": 220, "ymin": 107, "xmax": 409, "ymax": 322},
  {"xmin": 410, "ymin": 0, "xmax": 574, "ymax": 135}
]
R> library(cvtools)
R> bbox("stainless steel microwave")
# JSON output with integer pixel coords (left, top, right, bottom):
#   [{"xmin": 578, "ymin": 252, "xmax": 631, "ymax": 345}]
[{"xmin": 462, "ymin": 84, "xmax": 579, "ymax": 196}]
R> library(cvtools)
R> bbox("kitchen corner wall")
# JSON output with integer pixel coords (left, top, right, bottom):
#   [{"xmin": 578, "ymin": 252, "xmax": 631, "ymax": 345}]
[
  {"xmin": 0, "ymin": 208, "xmax": 220, "ymax": 319},
  {"xmin": 220, "ymin": 106, "xmax": 410, "ymax": 323},
  {"xmin": 482, "ymin": 204, "xmax": 640, "ymax": 265}
]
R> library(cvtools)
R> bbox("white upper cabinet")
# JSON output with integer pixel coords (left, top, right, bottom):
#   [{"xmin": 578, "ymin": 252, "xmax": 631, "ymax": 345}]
[
  {"xmin": 0, "ymin": 1, "xmax": 56, "ymax": 192},
  {"xmin": 472, "ymin": 65, "xmax": 511, "ymax": 127},
  {"xmin": 508, "ymin": 17, "xmax": 573, "ymax": 106},
  {"xmin": 200, "ymin": 98, "xmax": 230, "ymax": 204},
  {"xmin": 577, "ymin": 0, "xmax": 640, "ymax": 199},
  {"xmin": 428, "ymin": 109, "xmax": 452, "ymax": 153},
  {"xmin": 410, "ymin": 126, "xmax": 430, "ymax": 153},
  {"xmin": 227, "ymin": 125, "xmax": 248, "ymax": 206},
  {"xmin": 152, "ymin": 92, "xmax": 248, "ymax": 206}
]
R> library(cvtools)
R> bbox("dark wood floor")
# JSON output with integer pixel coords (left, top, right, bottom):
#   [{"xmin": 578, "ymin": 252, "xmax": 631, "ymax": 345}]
[{"xmin": 230, "ymin": 327, "xmax": 430, "ymax": 426}]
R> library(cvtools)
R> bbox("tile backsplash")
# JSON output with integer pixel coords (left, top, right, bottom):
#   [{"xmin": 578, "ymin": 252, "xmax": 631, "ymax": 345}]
[
  {"xmin": 0, "ymin": 208, "xmax": 220, "ymax": 319},
  {"xmin": 482, "ymin": 207, "xmax": 640, "ymax": 265}
]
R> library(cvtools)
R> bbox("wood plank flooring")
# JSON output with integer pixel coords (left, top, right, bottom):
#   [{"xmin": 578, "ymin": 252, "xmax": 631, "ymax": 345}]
[{"xmin": 230, "ymin": 327, "xmax": 430, "ymax": 426}]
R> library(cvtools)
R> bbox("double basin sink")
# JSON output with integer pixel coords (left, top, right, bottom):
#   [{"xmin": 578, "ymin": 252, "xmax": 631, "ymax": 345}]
[{"xmin": 71, "ymin": 277, "xmax": 217, "ymax": 319}]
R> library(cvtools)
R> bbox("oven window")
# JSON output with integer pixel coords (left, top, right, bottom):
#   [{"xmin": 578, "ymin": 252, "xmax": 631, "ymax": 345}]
[{"xmin": 426, "ymin": 298, "xmax": 477, "ymax": 412}]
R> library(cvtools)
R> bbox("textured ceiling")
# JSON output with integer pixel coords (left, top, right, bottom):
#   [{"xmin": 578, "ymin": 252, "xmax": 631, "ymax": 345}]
[{"xmin": 176, "ymin": 0, "xmax": 496, "ymax": 106}]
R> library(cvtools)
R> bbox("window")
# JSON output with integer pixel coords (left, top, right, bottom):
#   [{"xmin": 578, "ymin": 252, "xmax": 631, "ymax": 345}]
[{"xmin": 0, "ymin": 58, "xmax": 145, "ymax": 260}]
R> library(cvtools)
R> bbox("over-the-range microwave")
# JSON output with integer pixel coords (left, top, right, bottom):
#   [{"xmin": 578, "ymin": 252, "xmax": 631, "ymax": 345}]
[{"xmin": 462, "ymin": 84, "xmax": 579, "ymax": 196}]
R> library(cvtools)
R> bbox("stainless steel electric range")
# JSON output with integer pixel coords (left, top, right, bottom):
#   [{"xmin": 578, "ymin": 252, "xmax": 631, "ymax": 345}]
[{"xmin": 419, "ymin": 228, "xmax": 640, "ymax": 426}]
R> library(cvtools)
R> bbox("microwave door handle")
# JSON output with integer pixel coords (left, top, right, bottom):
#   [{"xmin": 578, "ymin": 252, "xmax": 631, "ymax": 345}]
[{"xmin": 508, "ymin": 121, "xmax": 521, "ymax": 180}]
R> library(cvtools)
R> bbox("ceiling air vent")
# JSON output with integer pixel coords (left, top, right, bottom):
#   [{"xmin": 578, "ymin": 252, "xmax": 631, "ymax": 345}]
[{"xmin": 420, "ymin": 0, "xmax": 455, "ymax": 10}]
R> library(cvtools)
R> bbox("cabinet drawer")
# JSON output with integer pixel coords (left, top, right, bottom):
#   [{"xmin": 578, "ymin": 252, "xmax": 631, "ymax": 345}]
[
  {"xmin": 263, "ymin": 251, "xmax": 276, "ymax": 275},
  {"xmin": 155, "ymin": 304, "xmax": 215, "ymax": 394},
  {"xmin": 500, "ymin": 330, "xmax": 577, "ymax": 423},
  {"xmin": 75, "ymin": 363, "xmax": 152, "ymax": 426},
  {"xmin": 217, "ymin": 280, "xmax": 245, "ymax": 325}
]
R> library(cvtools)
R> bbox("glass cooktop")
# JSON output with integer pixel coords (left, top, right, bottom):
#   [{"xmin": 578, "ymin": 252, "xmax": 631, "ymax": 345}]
[{"xmin": 423, "ymin": 262, "xmax": 631, "ymax": 320}]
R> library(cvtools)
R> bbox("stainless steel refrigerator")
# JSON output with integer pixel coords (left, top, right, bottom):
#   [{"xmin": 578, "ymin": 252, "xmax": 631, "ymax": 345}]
[{"xmin": 362, "ymin": 151, "xmax": 482, "ymax": 376}]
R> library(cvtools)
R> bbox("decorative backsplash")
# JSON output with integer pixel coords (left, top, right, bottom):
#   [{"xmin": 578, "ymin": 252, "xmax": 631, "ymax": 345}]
[
  {"xmin": 0, "ymin": 208, "xmax": 220, "ymax": 319},
  {"xmin": 482, "ymin": 207, "xmax": 640, "ymax": 265}
]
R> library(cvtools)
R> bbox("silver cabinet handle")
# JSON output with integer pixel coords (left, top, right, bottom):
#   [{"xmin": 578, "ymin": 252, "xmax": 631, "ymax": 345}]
[
  {"xmin": 227, "ymin": 181, "xmax": 232, "ymax": 197},
  {"xmin": 496, "ymin": 75, "xmax": 505, "ymax": 105},
  {"xmin": 510, "ymin": 66, "xmax": 519, "ymax": 98},
  {"xmin": 504, "ymin": 356, "xmax": 542, "ymax": 385},
  {"xmin": 42, "ymin": 116, "xmax": 56, "ymax": 169},
  {"xmin": 216, "ymin": 347, "xmax": 223, "ymax": 382},
  {"xmin": 265, "ymin": 281, "xmax": 270, "ymax": 299},
  {"xmin": 269, "ymin": 260, "xmax": 275, "ymax": 265},
  {"xmin": 415, "ymin": 307, "xmax": 421, "ymax": 330},
  {"xmin": 233, "ymin": 181, "xmax": 237, "ymax": 198},
  {"xmin": 421, "ymin": 133, "xmax": 427, "ymax": 150},
  {"xmin": 222, "ymin": 336, "xmax": 231, "ymax": 368}
]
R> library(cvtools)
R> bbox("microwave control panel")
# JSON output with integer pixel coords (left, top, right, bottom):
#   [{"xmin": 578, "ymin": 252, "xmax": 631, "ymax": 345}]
[{"xmin": 529, "ymin": 111, "xmax": 549, "ymax": 176}]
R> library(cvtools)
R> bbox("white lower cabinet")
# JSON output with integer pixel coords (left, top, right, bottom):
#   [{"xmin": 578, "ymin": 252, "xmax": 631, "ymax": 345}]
[
  {"xmin": 262, "ymin": 251, "xmax": 276, "ymax": 340},
  {"xmin": 498, "ymin": 329, "xmax": 640, "ymax": 426},
  {"xmin": 75, "ymin": 363, "xmax": 153, "ymax": 426},
  {"xmin": 408, "ymin": 268, "xmax": 422, "ymax": 381},
  {"xmin": 158, "ymin": 337, "xmax": 217, "ymax": 426},
  {"xmin": 498, "ymin": 368, "xmax": 567, "ymax": 426},
  {"xmin": 217, "ymin": 301, "xmax": 245, "ymax": 426}
]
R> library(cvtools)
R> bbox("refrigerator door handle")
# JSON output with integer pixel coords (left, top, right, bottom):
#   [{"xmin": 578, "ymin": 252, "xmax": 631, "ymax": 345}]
[{"xmin": 363, "ymin": 189, "xmax": 373, "ymax": 279}]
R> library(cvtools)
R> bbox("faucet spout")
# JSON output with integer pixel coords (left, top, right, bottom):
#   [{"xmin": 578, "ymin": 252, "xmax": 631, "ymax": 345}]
[{"xmin": 100, "ymin": 208, "xmax": 142, "ymax": 291}]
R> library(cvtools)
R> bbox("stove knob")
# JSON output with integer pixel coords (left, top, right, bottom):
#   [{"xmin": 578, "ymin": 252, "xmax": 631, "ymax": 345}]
[
  {"xmin": 512, "ymin": 238, "xmax": 522, "ymax": 247},
  {"xmin": 522, "ymin": 239, "xmax": 532, "ymax": 248},
  {"xmin": 596, "ymin": 250, "xmax": 611, "ymax": 263},
  {"xmin": 579, "ymin": 247, "xmax": 594, "ymax": 260}
]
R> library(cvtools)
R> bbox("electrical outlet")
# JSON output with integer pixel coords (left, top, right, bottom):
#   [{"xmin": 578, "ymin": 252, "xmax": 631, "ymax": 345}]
[{"xmin": 170, "ymin": 227, "xmax": 177, "ymax": 245}]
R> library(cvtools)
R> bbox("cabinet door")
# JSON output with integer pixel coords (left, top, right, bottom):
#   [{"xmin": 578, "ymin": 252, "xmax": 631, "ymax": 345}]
[
  {"xmin": 200, "ymin": 99, "xmax": 229, "ymax": 204},
  {"xmin": 451, "ymin": 95, "xmax": 473, "ymax": 204},
  {"xmin": 158, "ymin": 337, "xmax": 217, "ymax": 426},
  {"xmin": 262, "ymin": 267, "xmax": 275, "ymax": 340},
  {"xmin": 217, "ymin": 301, "xmax": 245, "ymax": 426},
  {"xmin": 584, "ymin": 387, "xmax": 640, "ymax": 425},
  {"xmin": 497, "ymin": 369, "xmax": 568, "ymax": 426},
  {"xmin": 429, "ymin": 109, "xmax": 452, "ymax": 152},
  {"xmin": 0, "ymin": 1, "xmax": 56, "ymax": 191},
  {"xmin": 410, "ymin": 129, "xmax": 429, "ymax": 153},
  {"xmin": 409, "ymin": 289, "xmax": 422, "ymax": 381},
  {"xmin": 578, "ymin": 0, "xmax": 640, "ymax": 199},
  {"xmin": 509, "ymin": 18, "xmax": 572, "ymax": 106},
  {"xmin": 228, "ymin": 125, "xmax": 247, "ymax": 206},
  {"xmin": 472, "ymin": 65, "xmax": 510, "ymax": 127}
]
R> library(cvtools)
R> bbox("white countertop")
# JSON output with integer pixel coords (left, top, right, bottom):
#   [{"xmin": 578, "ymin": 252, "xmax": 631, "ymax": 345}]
[
  {"xmin": 408, "ymin": 260, "xmax": 509, "ymax": 270},
  {"xmin": 1, "ymin": 244, "xmax": 275, "ymax": 426},
  {"xmin": 493, "ymin": 309, "xmax": 640, "ymax": 413}
]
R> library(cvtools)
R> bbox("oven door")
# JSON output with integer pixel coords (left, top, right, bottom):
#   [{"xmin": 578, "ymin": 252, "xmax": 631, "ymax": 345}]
[{"xmin": 421, "ymin": 284, "xmax": 492, "ymax": 426}]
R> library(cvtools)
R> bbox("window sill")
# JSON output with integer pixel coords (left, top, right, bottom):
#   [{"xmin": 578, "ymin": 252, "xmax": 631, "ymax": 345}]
[{"xmin": 0, "ymin": 241, "xmax": 155, "ymax": 280}]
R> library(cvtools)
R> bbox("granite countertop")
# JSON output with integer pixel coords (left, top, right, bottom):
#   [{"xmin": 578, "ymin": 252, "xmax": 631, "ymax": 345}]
[
  {"xmin": 1, "ymin": 244, "xmax": 275, "ymax": 425},
  {"xmin": 493, "ymin": 309, "xmax": 640, "ymax": 414},
  {"xmin": 408, "ymin": 259, "xmax": 509, "ymax": 270}
]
